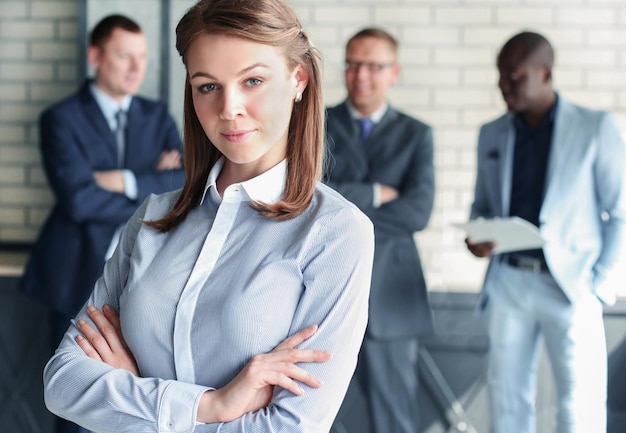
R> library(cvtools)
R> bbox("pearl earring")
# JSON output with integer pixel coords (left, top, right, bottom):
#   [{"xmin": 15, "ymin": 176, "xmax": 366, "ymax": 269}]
[{"xmin": 295, "ymin": 92, "xmax": 302, "ymax": 103}]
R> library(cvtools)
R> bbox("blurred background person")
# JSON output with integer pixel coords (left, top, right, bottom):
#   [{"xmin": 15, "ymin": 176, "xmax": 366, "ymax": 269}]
[
  {"xmin": 325, "ymin": 27, "xmax": 435, "ymax": 433},
  {"xmin": 466, "ymin": 31, "xmax": 626, "ymax": 433},
  {"xmin": 20, "ymin": 14, "xmax": 185, "ymax": 433}
]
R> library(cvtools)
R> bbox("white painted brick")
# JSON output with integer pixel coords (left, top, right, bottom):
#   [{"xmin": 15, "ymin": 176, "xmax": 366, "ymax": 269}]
[
  {"xmin": 30, "ymin": 2, "xmax": 78, "ymax": 19},
  {"xmin": 314, "ymin": 7, "xmax": 370, "ymax": 25},
  {"xmin": 434, "ymin": 7, "xmax": 492, "ymax": 25},
  {"xmin": 557, "ymin": 8, "xmax": 616, "ymax": 25},
  {"xmin": 0, "ymin": 166, "xmax": 25, "ymax": 184},
  {"xmin": 0, "ymin": 186, "xmax": 52, "ymax": 205},
  {"xmin": 584, "ymin": 70, "xmax": 626, "ymax": 89},
  {"xmin": 404, "ymin": 27, "xmax": 459, "ymax": 46},
  {"xmin": 588, "ymin": 29, "xmax": 626, "ymax": 47},
  {"xmin": 398, "ymin": 47, "xmax": 430, "ymax": 66},
  {"xmin": 417, "ymin": 109, "xmax": 459, "ymax": 127},
  {"xmin": 541, "ymin": 29, "xmax": 584, "ymax": 48},
  {"xmin": 28, "ymin": 166, "xmax": 48, "ymax": 186},
  {"xmin": 0, "ymin": 227, "xmax": 39, "ymax": 242},
  {"xmin": 557, "ymin": 49, "xmax": 616, "ymax": 67},
  {"xmin": 0, "ymin": 21, "xmax": 55, "ymax": 40},
  {"xmin": 388, "ymin": 88, "xmax": 430, "ymax": 108},
  {"xmin": 30, "ymin": 83, "xmax": 75, "ymax": 102},
  {"xmin": 0, "ymin": 83, "xmax": 26, "ymax": 101},
  {"xmin": 0, "ymin": 42, "xmax": 28, "ymax": 60},
  {"xmin": 561, "ymin": 90, "xmax": 616, "ymax": 110},
  {"xmin": 463, "ymin": 67, "xmax": 497, "ymax": 86},
  {"xmin": 31, "ymin": 41, "xmax": 76, "ymax": 60},
  {"xmin": 405, "ymin": 67, "xmax": 461, "ymax": 87},
  {"xmin": 496, "ymin": 7, "xmax": 555, "ymax": 25},
  {"xmin": 58, "ymin": 21, "xmax": 78, "ymax": 39},
  {"xmin": 553, "ymin": 68, "xmax": 584, "ymax": 87},
  {"xmin": 0, "ymin": 62, "xmax": 54, "ymax": 80},
  {"xmin": 0, "ymin": 145, "xmax": 40, "ymax": 164},
  {"xmin": 0, "ymin": 103, "xmax": 46, "ymax": 122},
  {"xmin": 434, "ymin": 89, "xmax": 492, "ymax": 108},
  {"xmin": 463, "ymin": 28, "xmax": 517, "ymax": 47},
  {"xmin": 434, "ymin": 47, "xmax": 493, "ymax": 66},
  {"xmin": 0, "ymin": 125, "xmax": 26, "ymax": 143},
  {"xmin": 437, "ymin": 128, "xmax": 479, "ymax": 147},
  {"xmin": 0, "ymin": 2, "xmax": 28, "ymax": 18},
  {"xmin": 57, "ymin": 63, "xmax": 78, "ymax": 81},
  {"xmin": 0, "ymin": 208, "xmax": 25, "ymax": 225},
  {"xmin": 374, "ymin": 6, "xmax": 431, "ymax": 25}
]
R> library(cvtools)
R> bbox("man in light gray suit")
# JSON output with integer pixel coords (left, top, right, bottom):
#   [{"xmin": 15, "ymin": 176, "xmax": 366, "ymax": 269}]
[
  {"xmin": 466, "ymin": 31, "xmax": 626, "ymax": 433},
  {"xmin": 325, "ymin": 28, "xmax": 435, "ymax": 433}
]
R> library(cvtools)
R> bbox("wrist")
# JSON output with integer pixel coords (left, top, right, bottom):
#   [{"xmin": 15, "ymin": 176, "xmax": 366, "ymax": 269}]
[{"xmin": 197, "ymin": 390, "xmax": 222, "ymax": 424}]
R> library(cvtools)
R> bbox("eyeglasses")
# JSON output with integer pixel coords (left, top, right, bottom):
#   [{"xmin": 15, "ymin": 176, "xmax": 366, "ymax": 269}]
[{"xmin": 345, "ymin": 60, "xmax": 395, "ymax": 73}]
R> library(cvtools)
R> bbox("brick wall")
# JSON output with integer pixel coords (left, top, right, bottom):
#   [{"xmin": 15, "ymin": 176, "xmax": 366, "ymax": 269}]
[{"xmin": 1, "ymin": 0, "xmax": 625, "ymax": 293}]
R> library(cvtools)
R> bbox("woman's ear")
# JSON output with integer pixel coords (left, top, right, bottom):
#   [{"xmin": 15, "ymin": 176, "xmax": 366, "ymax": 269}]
[{"xmin": 293, "ymin": 65, "xmax": 309, "ymax": 97}]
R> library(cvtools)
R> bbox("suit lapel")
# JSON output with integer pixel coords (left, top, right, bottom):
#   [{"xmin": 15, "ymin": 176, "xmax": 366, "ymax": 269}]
[
  {"xmin": 494, "ymin": 115, "xmax": 515, "ymax": 217},
  {"xmin": 78, "ymin": 83, "xmax": 118, "ymax": 166},
  {"xmin": 541, "ymin": 98, "xmax": 580, "ymax": 220}
]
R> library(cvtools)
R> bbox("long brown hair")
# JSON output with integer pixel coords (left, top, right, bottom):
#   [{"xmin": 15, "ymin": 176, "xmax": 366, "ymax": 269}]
[{"xmin": 147, "ymin": 0, "xmax": 324, "ymax": 231}]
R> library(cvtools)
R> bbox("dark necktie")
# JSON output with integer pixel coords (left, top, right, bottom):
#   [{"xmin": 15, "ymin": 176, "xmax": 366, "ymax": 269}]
[
  {"xmin": 115, "ymin": 110, "xmax": 127, "ymax": 167},
  {"xmin": 358, "ymin": 117, "xmax": 374, "ymax": 144}
]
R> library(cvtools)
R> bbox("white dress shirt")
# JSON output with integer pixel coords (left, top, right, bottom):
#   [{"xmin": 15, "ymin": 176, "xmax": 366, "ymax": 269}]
[{"xmin": 44, "ymin": 158, "xmax": 374, "ymax": 433}]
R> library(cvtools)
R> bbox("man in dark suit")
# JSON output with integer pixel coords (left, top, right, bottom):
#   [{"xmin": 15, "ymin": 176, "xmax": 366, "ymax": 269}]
[
  {"xmin": 325, "ymin": 28, "xmax": 435, "ymax": 433},
  {"xmin": 20, "ymin": 14, "xmax": 184, "ymax": 433}
]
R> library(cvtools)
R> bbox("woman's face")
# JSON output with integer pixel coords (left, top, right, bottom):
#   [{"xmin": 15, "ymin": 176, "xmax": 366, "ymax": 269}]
[{"xmin": 187, "ymin": 34, "xmax": 308, "ymax": 179}]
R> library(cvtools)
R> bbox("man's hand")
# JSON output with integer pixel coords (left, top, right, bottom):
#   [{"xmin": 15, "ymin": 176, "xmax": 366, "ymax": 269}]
[
  {"xmin": 379, "ymin": 184, "xmax": 399, "ymax": 204},
  {"xmin": 94, "ymin": 170, "xmax": 125, "ymax": 193},
  {"xmin": 465, "ymin": 237, "xmax": 496, "ymax": 258},
  {"xmin": 155, "ymin": 149, "xmax": 182, "ymax": 171}
]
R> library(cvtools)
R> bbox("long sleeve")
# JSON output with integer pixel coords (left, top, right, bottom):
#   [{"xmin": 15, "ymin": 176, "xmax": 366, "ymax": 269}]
[{"xmin": 591, "ymin": 112, "xmax": 626, "ymax": 289}]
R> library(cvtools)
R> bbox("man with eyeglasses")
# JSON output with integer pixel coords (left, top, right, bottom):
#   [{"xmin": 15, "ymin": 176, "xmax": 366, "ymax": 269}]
[{"xmin": 325, "ymin": 28, "xmax": 435, "ymax": 433}]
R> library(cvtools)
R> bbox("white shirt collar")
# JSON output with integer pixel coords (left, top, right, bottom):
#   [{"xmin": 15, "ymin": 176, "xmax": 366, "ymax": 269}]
[
  {"xmin": 346, "ymin": 100, "xmax": 388, "ymax": 124},
  {"xmin": 89, "ymin": 81, "xmax": 132, "ymax": 131},
  {"xmin": 200, "ymin": 158, "xmax": 287, "ymax": 205}
]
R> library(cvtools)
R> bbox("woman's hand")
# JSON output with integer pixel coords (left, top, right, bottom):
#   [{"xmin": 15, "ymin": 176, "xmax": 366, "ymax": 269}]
[
  {"xmin": 75, "ymin": 305, "xmax": 139, "ymax": 376},
  {"xmin": 197, "ymin": 324, "xmax": 332, "ymax": 424}
]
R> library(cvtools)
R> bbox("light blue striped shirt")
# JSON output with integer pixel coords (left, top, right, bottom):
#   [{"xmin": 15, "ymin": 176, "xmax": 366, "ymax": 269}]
[{"xmin": 44, "ymin": 158, "xmax": 374, "ymax": 433}]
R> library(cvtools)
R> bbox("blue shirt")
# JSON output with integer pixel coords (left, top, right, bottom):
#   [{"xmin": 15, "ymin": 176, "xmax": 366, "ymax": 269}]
[
  {"xmin": 44, "ymin": 159, "xmax": 374, "ymax": 433},
  {"xmin": 509, "ymin": 97, "xmax": 558, "ymax": 260}
]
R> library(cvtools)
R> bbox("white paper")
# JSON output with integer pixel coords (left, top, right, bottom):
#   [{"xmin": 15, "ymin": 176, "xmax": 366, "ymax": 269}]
[{"xmin": 453, "ymin": 217, "xmax": 544, "ymax": 254}]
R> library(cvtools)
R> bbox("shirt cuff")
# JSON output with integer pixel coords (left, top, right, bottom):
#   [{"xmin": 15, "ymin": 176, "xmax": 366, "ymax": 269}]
[
  {"xmin": 159, "ymin": 381, "xmax": 211, "ymax": 433},
  {"xmin": 373, "ymin": 183, "xmax": 381, "ymax": 208},
  {"xmin": 122, "ymin": 170, "xmax": 138, "ymax": 200}
]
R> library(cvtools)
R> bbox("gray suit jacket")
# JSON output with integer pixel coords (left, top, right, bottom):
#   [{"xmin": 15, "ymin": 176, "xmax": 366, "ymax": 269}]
[
  {"xmin": 325, "ymin": 101, "xmax": 435, "ymax": 339},
  {"xmin": 471, "ymin": 96, "xmax": 626, "ymax": 306}
]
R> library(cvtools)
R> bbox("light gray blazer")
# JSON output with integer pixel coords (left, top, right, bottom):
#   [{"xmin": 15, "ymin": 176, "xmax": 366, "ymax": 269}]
[{"xmin": 471, "ymin": 96, "xmax": 626, "ymax": 305}]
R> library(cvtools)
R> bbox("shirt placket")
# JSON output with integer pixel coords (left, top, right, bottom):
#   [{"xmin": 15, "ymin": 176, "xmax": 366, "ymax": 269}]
[{"xmin": 173, "ymin": 186, "xmax": 243, "ymax": 382}]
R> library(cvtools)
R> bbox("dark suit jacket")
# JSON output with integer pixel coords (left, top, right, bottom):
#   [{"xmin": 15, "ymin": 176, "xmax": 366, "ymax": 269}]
[
  {"xmin": 325, "ymin": 101, "xmax": 435, "ymax": 339},
  {"xmin": 21, "ymin": 81, "xmax": 185, "ymax": 316}
]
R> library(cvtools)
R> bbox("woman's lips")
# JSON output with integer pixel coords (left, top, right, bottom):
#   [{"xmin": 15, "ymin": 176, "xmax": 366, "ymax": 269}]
[{"xmin": 222, "ymin": 130, "xmax": 256, "ymax": 142}]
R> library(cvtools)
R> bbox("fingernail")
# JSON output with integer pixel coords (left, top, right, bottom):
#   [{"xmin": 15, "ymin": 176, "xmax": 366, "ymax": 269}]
[
  {"xmin": 77, "ymin": 320, "xmax": 86, "ymax": 327},
  {"xmin": 87, "ymin": 306, "xmax": 96, "ymax": 313}
]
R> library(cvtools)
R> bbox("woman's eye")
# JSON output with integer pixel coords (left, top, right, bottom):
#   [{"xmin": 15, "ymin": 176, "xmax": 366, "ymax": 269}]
[
  {"xmin": 199, "ymin": 83, "xmax": 217, "ymax": 93},
  {"xmin": 246, "ymin": 78, "xmax": 262, "ymax": 87}
]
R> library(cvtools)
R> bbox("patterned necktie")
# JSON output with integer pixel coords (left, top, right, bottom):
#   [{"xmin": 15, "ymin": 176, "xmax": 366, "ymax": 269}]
[
  {"xmin": 115, "ymin": 110, "xmax": 127, "ymax": 167},
  {"xmin": 358, "ymin": 117, "xmax": 374, "ymax": 144}
]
